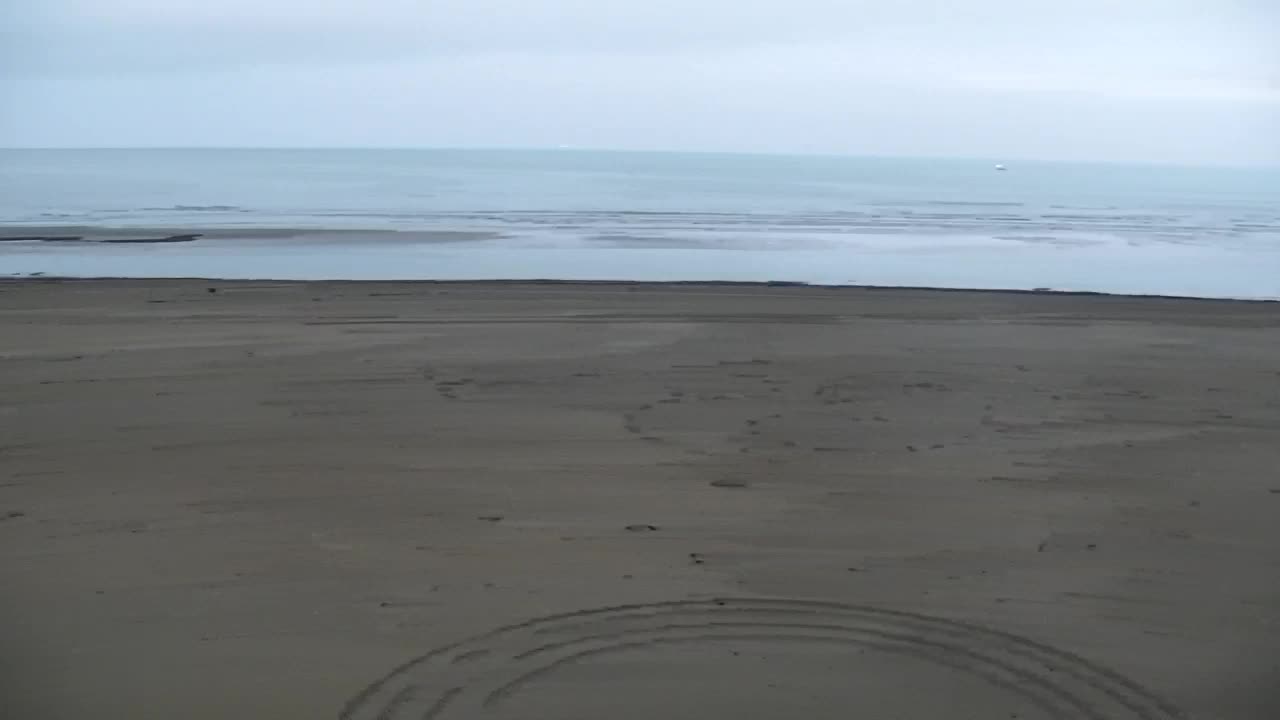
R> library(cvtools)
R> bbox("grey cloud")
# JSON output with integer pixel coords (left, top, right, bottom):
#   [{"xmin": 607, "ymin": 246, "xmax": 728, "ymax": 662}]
[
  {"xmin": 2, "ymin": 0, "xmax": 1278, "ymax": 162},
  {"xmin": 11, "ymin": 1, "xmax": 1274, "ymax": 68}
]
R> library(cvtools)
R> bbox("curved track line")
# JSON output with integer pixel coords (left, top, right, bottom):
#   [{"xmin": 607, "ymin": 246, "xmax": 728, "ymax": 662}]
[{"xmin": 340, "ymin": 597, "xmax": 1186, "ymax": 720}]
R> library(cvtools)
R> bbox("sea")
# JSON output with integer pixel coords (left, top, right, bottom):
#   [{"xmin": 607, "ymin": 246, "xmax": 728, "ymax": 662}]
[{"xmin": 2, "ymin": 148, "xmax": 1278, "ymax": 299}]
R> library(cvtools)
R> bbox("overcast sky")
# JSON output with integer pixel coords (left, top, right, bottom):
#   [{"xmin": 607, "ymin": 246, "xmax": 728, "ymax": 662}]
[{"xmin": 2, "ymin": 1, "xmax": 1277, "ymax": 164}]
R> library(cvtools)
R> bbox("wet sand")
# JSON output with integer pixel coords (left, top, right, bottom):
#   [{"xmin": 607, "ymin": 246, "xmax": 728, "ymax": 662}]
[{"xmin": 2, "ymin": 279, "xmax": 1279, "ymax": 719}]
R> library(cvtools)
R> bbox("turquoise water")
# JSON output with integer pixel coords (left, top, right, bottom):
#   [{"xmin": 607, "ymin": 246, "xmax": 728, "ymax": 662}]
[{"xmin": 2, "ymin": 149, "xmax": 1278, "ymax": 297}]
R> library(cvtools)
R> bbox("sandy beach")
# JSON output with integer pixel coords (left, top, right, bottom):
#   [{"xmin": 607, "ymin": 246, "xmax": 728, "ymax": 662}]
[{"xmin": 2, "ymin": 279, "xmax": 1278, "ymax": 719}]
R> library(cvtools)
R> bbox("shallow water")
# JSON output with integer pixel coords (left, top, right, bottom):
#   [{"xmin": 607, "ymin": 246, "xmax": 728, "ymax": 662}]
[{"xmin": 2, "ymin": 149, "xmax": 1278, "ymax": 297}]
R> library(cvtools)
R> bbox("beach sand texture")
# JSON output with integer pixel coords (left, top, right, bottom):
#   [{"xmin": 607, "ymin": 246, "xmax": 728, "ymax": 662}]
[{"xmin": 2, "ymin": 280, "xmax": 1278, "ymax": 719}]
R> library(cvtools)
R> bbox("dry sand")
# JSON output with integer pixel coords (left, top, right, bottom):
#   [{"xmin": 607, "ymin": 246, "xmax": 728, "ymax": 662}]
[{"xmin": 2, "ymin": 279, "xmax": 1278, "ymax": 719}]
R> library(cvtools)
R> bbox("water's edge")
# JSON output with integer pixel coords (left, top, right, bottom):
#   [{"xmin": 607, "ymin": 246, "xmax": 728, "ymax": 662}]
[{"xmin": 6, "ymin": 276, "xmax": 1274, "ymax": 305}]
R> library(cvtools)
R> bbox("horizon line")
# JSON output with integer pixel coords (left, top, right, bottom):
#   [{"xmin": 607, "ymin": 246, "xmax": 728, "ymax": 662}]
[{"xmin": 1, "ymin": 146, "xmax": 1276, "ymax": 170}]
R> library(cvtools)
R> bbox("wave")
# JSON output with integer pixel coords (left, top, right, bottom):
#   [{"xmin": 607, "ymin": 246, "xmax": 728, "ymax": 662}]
[
  {"xmin": 924, "ymin": 200, "xmax": 1025, "ymax": 208},
  {"xmin": 140, "ymin": 205, "xmax": 248, "ymax": 212}
]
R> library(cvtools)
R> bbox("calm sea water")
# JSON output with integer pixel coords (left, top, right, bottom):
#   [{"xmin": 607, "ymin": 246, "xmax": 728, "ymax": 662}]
[{"xmin": 2, "ymin": 148, "xmax": 1278, "ymax": 297}]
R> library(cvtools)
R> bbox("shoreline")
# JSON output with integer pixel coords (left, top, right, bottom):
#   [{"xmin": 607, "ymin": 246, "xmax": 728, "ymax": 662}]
[
  {"xmin": 4, "ymin": 276, "xmax": 1277, "ymax": 305},
  {"xmin": 5, "ymin": 238, "xmax": 1275, "ymax": 303}
]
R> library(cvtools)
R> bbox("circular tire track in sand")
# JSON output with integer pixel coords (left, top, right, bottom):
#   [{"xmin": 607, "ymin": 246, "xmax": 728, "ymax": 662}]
[{"xmin": 340, "ymin": 598, "xmax": 1185, "ymax": 720}]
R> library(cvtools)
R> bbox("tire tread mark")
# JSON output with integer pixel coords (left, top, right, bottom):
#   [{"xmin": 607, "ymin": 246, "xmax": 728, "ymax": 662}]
[
  {"xmin": 451, "ymin": 649, "xmax": 491, "ymax": 665},
  {"xmin": 373, "ymin": 685, "xmax": 417, "ymax": 720},
  {"xmin": 492, "ymin": 623, "xmax": 1103, "ymax": 720},
  {"xmin": 341, "ymin": 597, "xmax": 1186, "ymax": 720},
  {"xmin": 420, "ymin": 687, "xmax": 461, "ymax": 720},
  {"xmin": 342, "ymin": 600, "xmax": 708, "ymax": 718},
  {"xmin": 537, "ymin": 602, "xmax": 1177, "ymax": 720},
  {"xmin": 342, "ymin": 648, "xmax": 455, "ymax": 720},
  {"xmin": 745, "ymin": 598, "xmax": 1185, "ymax": 720},
  {"xmin": 484, "ymin": 633, "xmax": 1073, "ymax": 720}
]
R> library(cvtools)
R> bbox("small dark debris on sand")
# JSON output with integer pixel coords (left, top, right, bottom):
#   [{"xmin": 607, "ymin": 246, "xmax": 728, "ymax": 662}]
[{"xmin": 626, "ymin": 524, "xmax": 659, "ymax": 532}]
